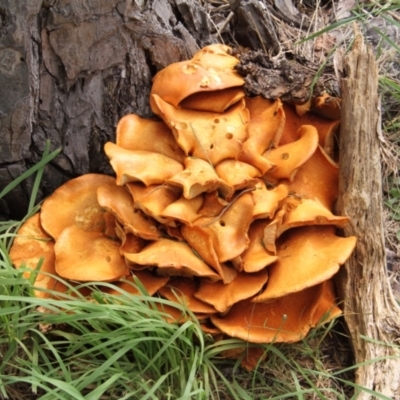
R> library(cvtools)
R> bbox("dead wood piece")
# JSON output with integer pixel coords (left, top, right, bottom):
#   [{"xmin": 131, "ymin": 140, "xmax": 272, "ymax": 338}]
[
  {"xmin": 234, "ymin": 50, "xmax": 324, "ymax": 103},
  {"xmin": 234, "ymin": 0, "xmax": 280, "ymax": 55},
  {"xmin": 336, "ymin": 32, "xmax": 400, "ymax": 399}
]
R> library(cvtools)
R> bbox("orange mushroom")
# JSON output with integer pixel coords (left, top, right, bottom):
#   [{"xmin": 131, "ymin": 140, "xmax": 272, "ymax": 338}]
[
  {"xmin": 211, "ymin": 283, "xmax": 335, "ymax": 343},
  {"xmin": 116, "ymin": 114, "xmax": 186, "ymax": 163},
  {"xmin": 195, "ymin": 270, "xmax": 269, "ymax": 313},
  {"xmin": 287, "ymin": 145, "xmax": 339, "ymax": 210},
  {"xmin": 239, "ymin": 97, "xmax": 285, "ymax": 173},
  {"xmin": 54, "ymin": 225, "xmax": 130, "ymax": 282},
  {"xmin": 215, "ymin": 160, "xmax": 261, "ymax": 192},
  {"xmin": 251, "ymin": 181, "xmax": 288, "ymax": 220},
  {"xmin": 277, "ymin": 197, "xmax": 350, "ymax": 236},
  {"xmin": 152, "ymin": 95, "xmax": 249, "ymax": 166},
  {"xmin": 253, "ymin": 226, "xmax": 357, "ymax": 302},
  {"xmin": 106, "ymin": 271, "xmax": 169, "ymax": 296},
  {"xmin": 263, "ymin": 125, "xmax": 319, "ymax": 183},
  {"xmin": 183, "ymin": 192, "xmax": 254, "ymax": 263},
  {"xmin": 124, "ymin": 238, "xmax": 221, "ymax": 281},
  {"xmin": 150, "ymin": 44, "xmax": 244, "ymax": 113},
  {"xmin": 40, "ymin": 174, "xmax": 114, "ymax": 240},
  {"xmin": 241, "ymin": 220, "xmax": 279, "ymax": 273},
  {"xmin": 97, "ymin": 183, "xmax": 161, "ymax": 240},
  {"xmin": 126, "ymin": 182, "xmax": 179, "ymax": 224},
  {"xmin": 167, "ymin": 157, "xmax": 232, "ymax": 199},
  {"xmin": 9, "ymin": 213, "xmax": 67, "ymax": 298},
  {"xmin": 161, "ymin": 194, "xmax": 204, "ymax": 224},
  {"xmin": 159, "ymin": 278, "xmax": 217, "ymax": 314},
  {"xmin": 104, "ymin": 142, "xmax": 183, "ymax": 186}
]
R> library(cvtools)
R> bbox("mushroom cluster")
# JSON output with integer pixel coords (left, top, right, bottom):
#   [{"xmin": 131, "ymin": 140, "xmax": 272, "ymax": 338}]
[{"xmin": 11, "ymin": 44, "xmax": 356, "ymax": 353}]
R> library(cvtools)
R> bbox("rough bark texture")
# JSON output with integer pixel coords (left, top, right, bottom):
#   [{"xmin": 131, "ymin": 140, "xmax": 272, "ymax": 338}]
[
  {"xmin": 336, "ymin": 34, "xmax": 400, "ymax": 399},
  {"xmin": 0, "ymin": 0, "xmax": 213, "ymax": 220}
]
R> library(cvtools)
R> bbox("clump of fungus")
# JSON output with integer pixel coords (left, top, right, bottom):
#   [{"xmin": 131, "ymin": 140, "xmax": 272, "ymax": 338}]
[{"xmin": 10, "ymin": 44, "xmax": 356, "ymax": 369}]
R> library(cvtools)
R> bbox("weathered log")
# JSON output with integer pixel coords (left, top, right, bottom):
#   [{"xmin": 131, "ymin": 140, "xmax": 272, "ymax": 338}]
[{"xmin": 336, "ymin": 33, "xmax": 400, "ymax": 399}]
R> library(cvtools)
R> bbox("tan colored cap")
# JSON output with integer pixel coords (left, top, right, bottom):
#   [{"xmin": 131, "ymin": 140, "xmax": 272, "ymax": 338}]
[
  {"xmin": 97, "ymin": 183, "xmax": 161, "ymax": 240},
  {"xmin": 168, "ymin": 157, "xmax": 232, "ymax": 199},
  {"xmin": 253, "ymin": 226, "xmax": 357, "ymax": 302},
  {"xmin": 124, "ymin": 238, "xmax": 221, "ymax": 281},
  {"xmin": 159, "ymin": 277, "xmax": 217, "ymax": 314},
  {"xmin": 264, "ymin": 125, "xmax": 319, "ymax": 183},
  {"xmin": 211, "ymin": 283, "xmax": 327, "ymax": 343},
  {"xmin": 106, "ymin": 271, "xmax": 169, "ymax": 296},
  {"xmin": 239, "ymin": 97, "xmax": 285, "ymax": 174},
  {"xmin": 40, "ymin": 174, "xmax": 115, "ymax": 240},
  {"xmin": 55, "ymin": 225, "xmax": 130, "ymax": 282},
  {"xmin": 104, "ymin": 142, "xmax": 183, "ymax": 186},
  {"xmin": 241, "ymin": 220, "xmax": 279, "ymax": 273},
  {"xmin": 116, "ymin": 114, "xmax": 185, "ymax": 163},
  {"xmin": 195, "ymin": 270, "xmax": 269, "ymax": 313},
  {"xmin": 152, "ymin": 95, "xmax": 249, "ymax": 166},
  {"xmin": 10, "ymin": 213, "xmax": 67, "ymax": 298}
]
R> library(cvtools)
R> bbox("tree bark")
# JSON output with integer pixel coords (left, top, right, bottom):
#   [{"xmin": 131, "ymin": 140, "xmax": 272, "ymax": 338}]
[
  {"xmin": 336, "ymin": 33, "xmax": 400, "ymax": 399},
  {"xmin": 0, "ymin": 0, "xmax": 215, "ymax": 220}
]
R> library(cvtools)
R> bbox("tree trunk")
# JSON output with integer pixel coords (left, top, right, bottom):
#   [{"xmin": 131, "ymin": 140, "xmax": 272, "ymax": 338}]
[
  {"xmin": 336, "ymin": 33, "xmax": 400, "ymax": 399},
  {"xmin": 0, "ymin": 0, "xmax": 216, "ymax": 220}
]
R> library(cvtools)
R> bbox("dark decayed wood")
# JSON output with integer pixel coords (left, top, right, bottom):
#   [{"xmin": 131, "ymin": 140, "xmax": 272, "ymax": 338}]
[{"xmin": 336, "ymin": 33, "xmax": 400, "ymax": 399}]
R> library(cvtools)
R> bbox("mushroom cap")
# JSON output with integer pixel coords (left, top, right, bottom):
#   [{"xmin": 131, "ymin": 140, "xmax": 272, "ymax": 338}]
[
  {"xmin": 40, "ymin": 174, "xmax": 115, "ymax": 240},
  {"xmin": 114, "ymin": 222, "xmax": 147, "ymax": 258},
  {"xmin": 239, "ymin": 97, "xmax": 285, "ymax": 174},
  {"xmin": 55, "ymin": 225, "xmax": 130, "ymax": 282},
  {"xmin": 253, "ymin": 226, "xmax": 357, "ymax": 302},
  {"xmin": 180, "ymin": 87, "xmax": 245, "ymax": 113},
  {"xmin": 106, "ymin": 271, "xmax": 169, "ymax": 296},
  {"xmin": 159, "ymin": 277, "xmax": 217, "ymax": 314},
  {"xmin": 198, "ymin": 191, "xmax": 228, "ymax": 218},
  {"xmin": 251, "ymin": 181, "xmax": 288, "ymax": 220},
  {"xmin": 287, "ymin": 145, "xmax": 339, "ymax": 210},
  {"xmin": 152, "ymin": 95, "xmax": 250, "ymax": 166},
  {"xmin": 104, "ymin": 142, "xmax": 184, "ymax": 186},
  {"xmin": 167, "ymin": 157, "xmax": 232, "ymax": 199},
  {"xmin": 9, "ymin": 213, "xmax": 67, "ymax": 298},
  {"xmin": 184, "ymin": 192, "xmax": 254, "ymax": 263},
  {"xmin": 310, "ymin": 280, "xmax": 342, "ymax": 326},
  {"xmin": 116, "ymin": 114, "xmax": 186, "ymax": 163},
  {"xmin": 241, "ymin": 220, "xmax": 279, "ymax": 273},
  {"xmin": 181, "ymin": 223, "xmax": 237, "ymax": 283},
  {"xmin": 194, "ymin": 270, "xmax": 269, "ymax": 313},
  {"xmin": 150, "ymin": 44, "xmax": 244, "ymax": 113},
  {"xmin": 124, "ymin": 238, "xmax": 221, "ymax": 281},
  {"xmin": 160, "ymin": 194, "xmax": 204, "ymax": 224},
  {"xmin": 277, "ymin": 197, "xmax": 350, "ymax": 237},
  {"xmin": 211, "ymin": 283, "xmax": 328, "ymax": 343},
  {"xmin": 126, "ymin": 183, "xmax": 179, "ymax": 224},
  {"xmin": 280, "ymin": 103, "xmax": 340, "ymax": 154},
  {"xmin": 97, "ymin": 183, "xmax": 161, "ymax": 240},
  {"xmin": 264, "ymin": 125, "xmax": 319, "ymax": 183},
  {"xmin": 215, "ymin": 160, "xmax": 261, "ymax": 192},
  {"xmin": 311, "ymin": 93, "xmax": 341, "ymax": 120}
]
